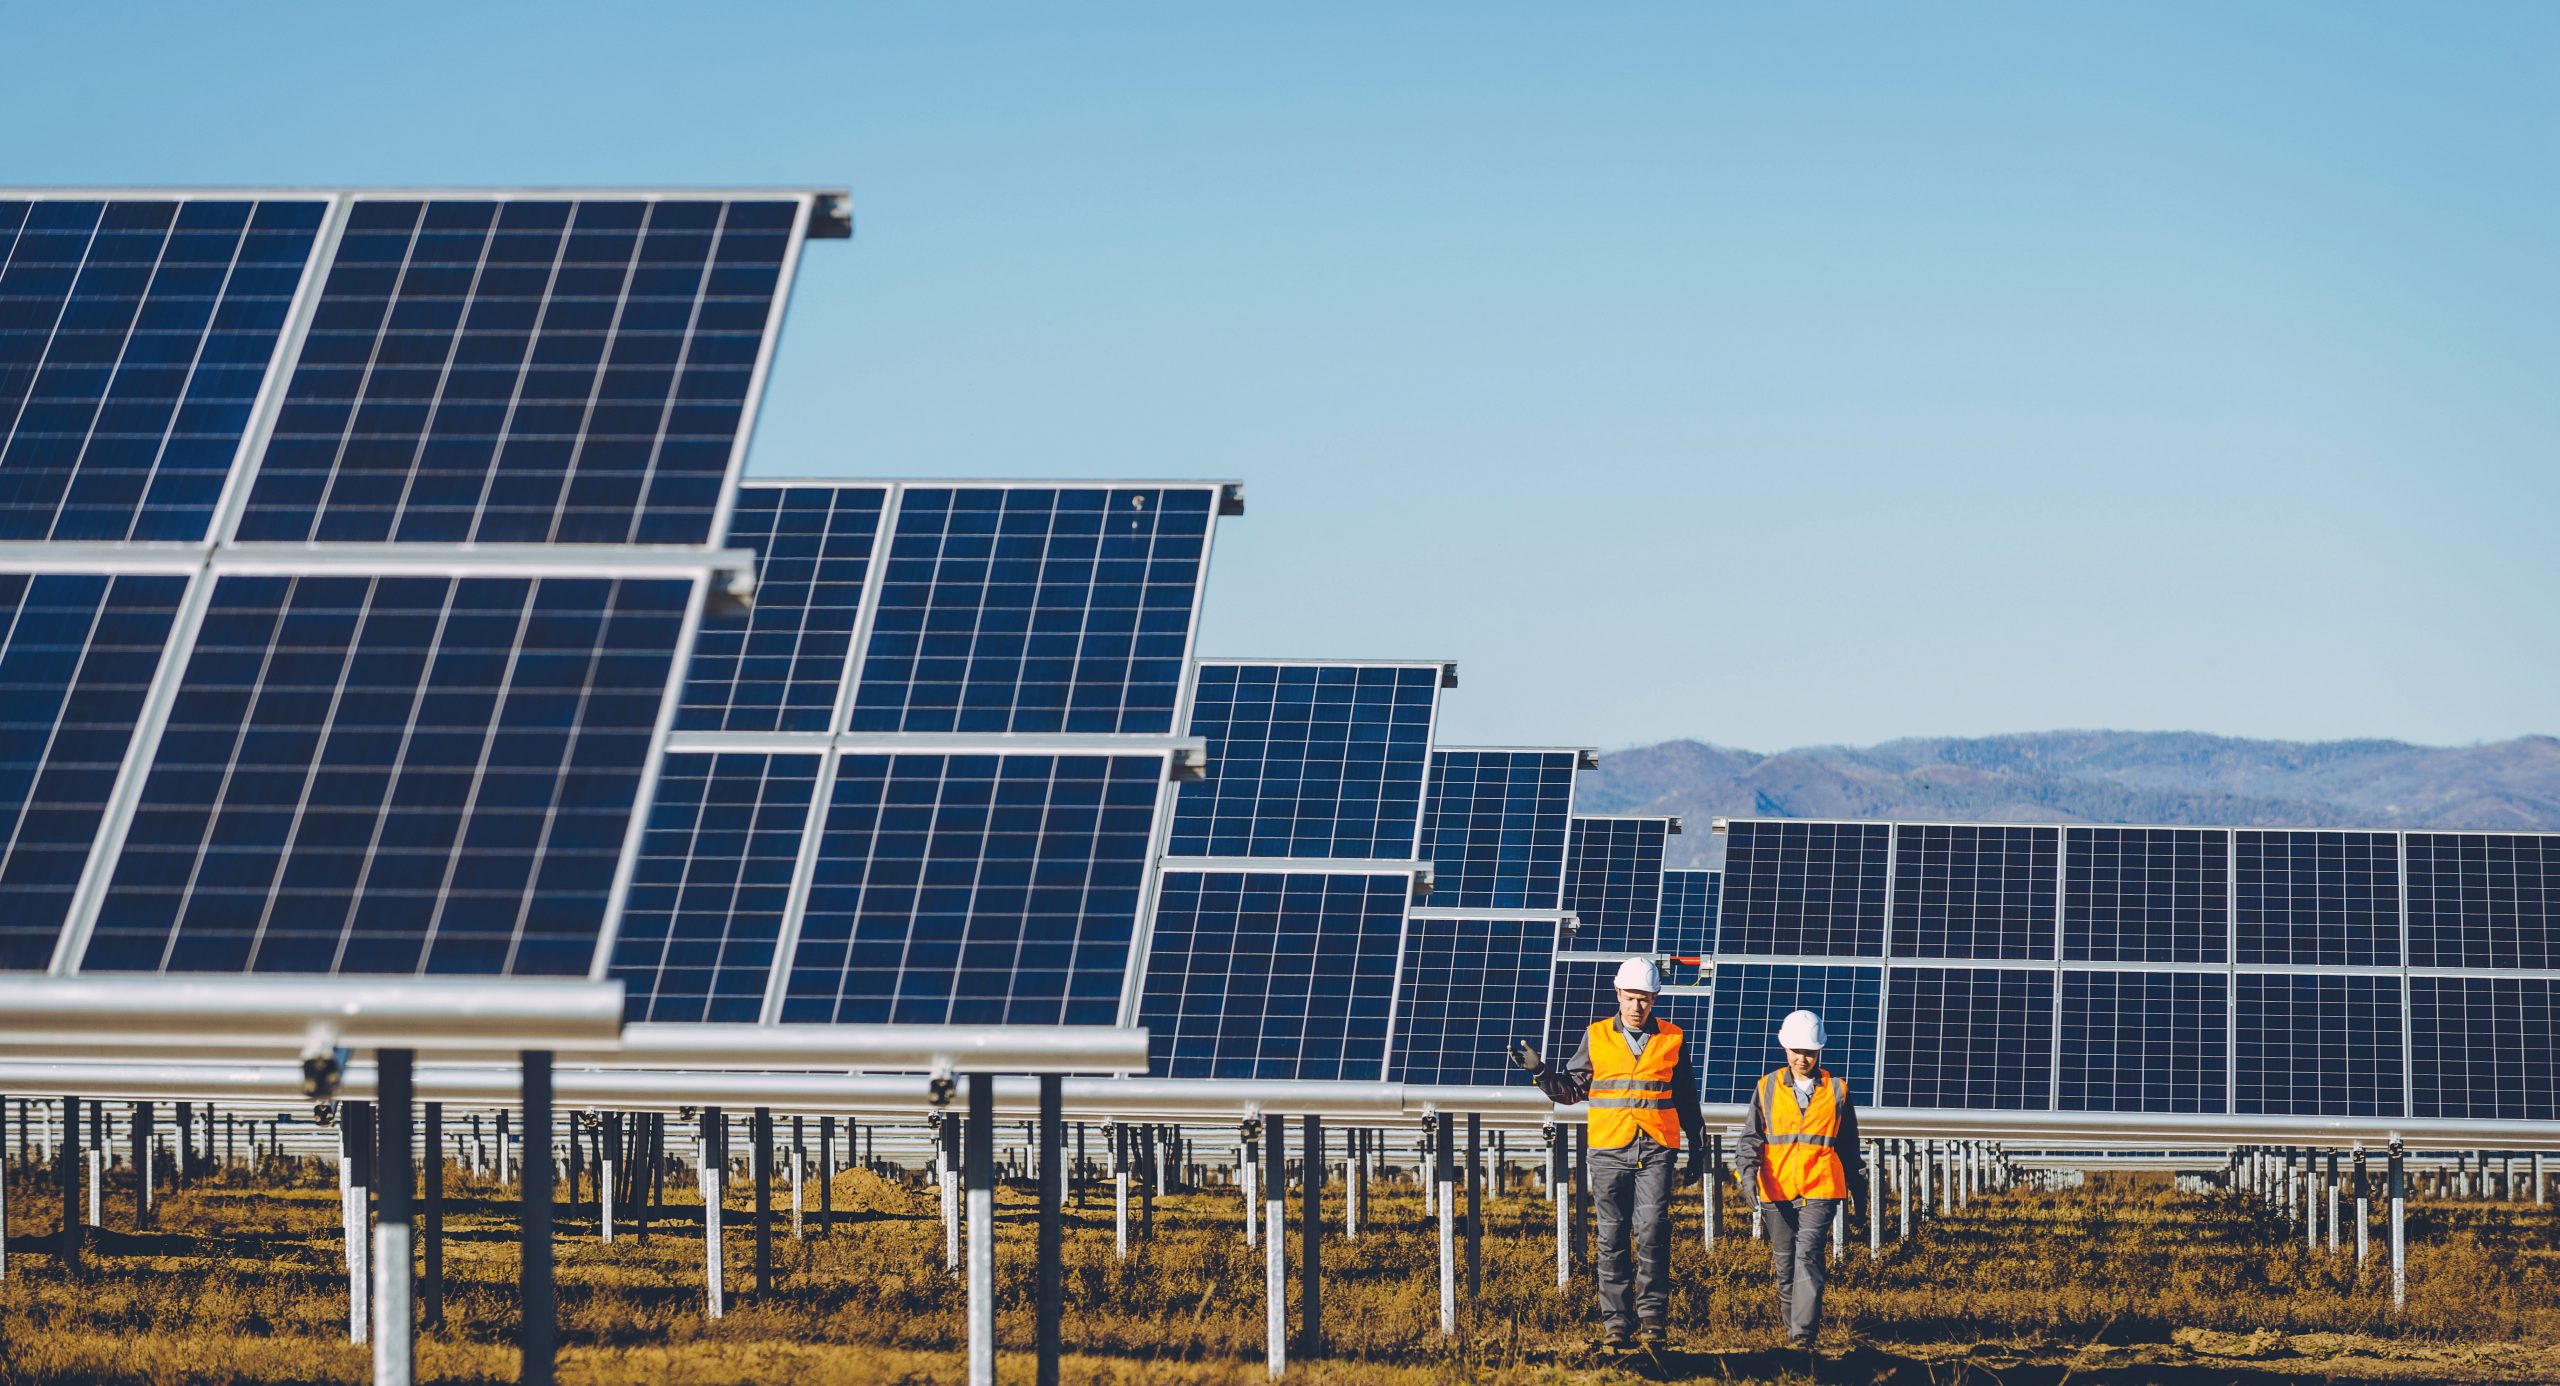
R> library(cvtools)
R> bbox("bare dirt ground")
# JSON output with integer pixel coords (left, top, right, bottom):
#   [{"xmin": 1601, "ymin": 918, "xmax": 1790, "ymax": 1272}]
[{"xmin": 2, "ymin": 1158, "xmax": 2555, "ymax": 1384}]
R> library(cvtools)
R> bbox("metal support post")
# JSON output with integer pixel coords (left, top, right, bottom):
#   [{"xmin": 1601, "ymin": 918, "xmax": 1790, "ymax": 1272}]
[
  {"xmin": 752, "ymin": 1108, "xmax": 774, "ymax": 1296},
  {"xmin": 942, "ymin": 1111, "xmax": 963, "ymax": 1270},
  {"xmin": 343, "ymin": 1102, "xmax": 372, "ymax": 1345},
  {"xmin": 374, "ymin": 1050, "xmax": 416, "ymax": 1386},
  {"xmin": 423, "ymin": 1102, "xmax": 444, "ymax": 1330},
  {"xmin": 1548, "ymin": 1124, "xmax": 1567, "ymax": 1289},
  {"xmin": 2352, "ymin": 1149, "xmax": 2369, "ymax": 1270},
  {"xmin": 1300, "ymin": 1114, "xmax": 1324, "ymax": 1361},
  {"xmin": 1263, "ymin": 1114, "xmax": 1285, "ymax": 1381},
  {"xmin": 1036, "ymin": 1076, "xmax": 1064, "ymax": 1386},
  {"xmin": 519, "ymin": 1052, "xmax": 556, "ymax": 1386},
  {"xmin": 2388, "ymin": 1140, "xmax": 2406, "ymax": 1312},
  {"xmin": 1466, "ymin": 1113, "xmax": 1483, "ymax": 1303},
  {"xmin": 1869, "ymin": 1138, "xmax": 1882, "ymax": 1255},
  {"xmin": 965, "ymin": 1077, "xmax": 996, "ymax": 1386},
  {"xmin": 1432, "ymin": 1115, "xmax": 1454, "ymax": 1334},
  {"xmin": 2326, "ymin": 1150, "xmax": 2340, "ymax": 1253},
  {"xmin": 699, "ymin": 1108, "xmax": 724, "ymax": 1319},
  {"xmin": 1242, "ymin": 1123, "xmax": 1258, "ymax": 1247},
  {"xmin": 1110, "ymin": 1121, "xmax": 1128, "ymax": 1261}
]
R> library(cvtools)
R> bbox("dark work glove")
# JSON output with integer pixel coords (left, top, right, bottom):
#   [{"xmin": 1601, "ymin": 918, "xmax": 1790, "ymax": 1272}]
[
  {"xmin": 1506, "ymin": 1040, "xmax": 1547, "ymax": 1077},
  {"xmin": 1679, "ymin": 1157, "xmax": 1705, "ymax": 1188}
]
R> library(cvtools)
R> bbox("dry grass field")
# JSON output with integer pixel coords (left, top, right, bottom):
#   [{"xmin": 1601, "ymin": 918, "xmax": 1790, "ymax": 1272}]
[{"xmin": 3, "ymin": 1155, "xmax": 2557, "ymax": 1384}]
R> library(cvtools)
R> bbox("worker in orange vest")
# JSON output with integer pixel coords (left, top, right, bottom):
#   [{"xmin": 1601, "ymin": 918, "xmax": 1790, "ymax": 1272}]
[
  {"xmin": 1509, "ymin": 957, "xmax": 1704, "ymax": 1349},
  {"xmin": 1734, "ymin": 1008, "xmax": 1867, "ymax": 1348}
]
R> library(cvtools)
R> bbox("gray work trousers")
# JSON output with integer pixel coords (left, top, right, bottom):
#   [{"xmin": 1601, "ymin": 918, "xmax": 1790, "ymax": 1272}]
[
  {"xmin": 1589, "ymin": 1136, "xmax": 1677, "ymax": 1331},
  {"xmin": 1765, "ymin": 1197, "xmax": 1839, "ymax": 1342}
]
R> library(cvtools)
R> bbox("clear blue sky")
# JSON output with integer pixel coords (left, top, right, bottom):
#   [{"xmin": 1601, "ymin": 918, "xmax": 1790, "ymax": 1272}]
[{"xmin": 11, "ymin": 4, "xmax": 2554, "ymax": 752}]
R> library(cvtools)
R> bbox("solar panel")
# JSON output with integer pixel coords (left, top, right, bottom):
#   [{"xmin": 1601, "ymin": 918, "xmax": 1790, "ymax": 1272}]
[
  {"xmin": 2057, "ymin": 969, "xmax": 2227, "ymax": 1113},
  {"xmin": 1699, "ymin": 962, "xmax": 1881, "ymax": 1104},
  {"xmin": 1137, "ymin": 869, "xmax": 1408, "ymax": 1080},
  {"xmin": 80, "ymin": 572, "xmax": 697, "ymax": 976},
  {"xmin": 1168, "ymin": 662, "xmax": 1440, "ymax": 860},
  {"xmin": 0, "ymin": 571, "xmax": 188, "ymax": 969},
  {"xmin": 1881, "ymin": 966, "xmax": 2055, "ymax": 1109},
  {"xmin": 1, "ymin": 197, "xmax": 324, "ymax": 543},
  {"xmin": 847, "ymin": 486, "xmax": 1218, "ymax": 736},
  {"xmin": 1656, "ymin": 868, "xmax": 1719, "ymax": 984},
  {"xmin": 2063, "ymin": 826, "xmax": 2228, "ymax": 964},
  {"xmin": 2405, "ymin": 832, "xmax": 2560, "ymax": 969},
  {"xmin": 1390, "ymin": 912, "xmax": 1559, "ymax": 1086},
  {"xmin": 2234, "ymin": 972, "xmax": 2405, "ymax": 1118},
  {"xmin": 778, "ymin": 751, "xmax": 1162, "ymax": 1026},
  {"xmin": 1715, "ymin": 819, "xmax": 1888, "ymax": 957},
  {"xmin": 1890, "ymin": 824, "xmax": 2057, "ymax": 959},
  {"xmin": 2234, "ymin": 829, "xmax": 2400, "ymax": 967},
  {"xmin": 1418, "ymin": 749, "xmax": 1577, "ymax": 909},
  {"xmin": 234, "ymin": 196, "xmax": 806, "ymax": 546},
  {"xmin": 609, "ymin": 751, "xmax": 821, "ymax": 1023},
  {"xmin": 2408, "ymin": 975, "xmax": 2560, "ymax": 1121},
  {"xmin": 1561, "ymin": 816, "xmax": 1668, "ymax": 954},
  {"xmin": 673, "ymin": 483, "xmax": 885, "ymax": 733}
]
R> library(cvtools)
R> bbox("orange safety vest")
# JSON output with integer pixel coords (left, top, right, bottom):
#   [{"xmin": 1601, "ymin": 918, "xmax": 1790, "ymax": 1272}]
[
  {"xmin": 1586, "ymin": 1018, "xmax": 1684, "ymax": 1150},
  {"xmin": 1756, "ymin": 1067, "xmax": 1851, "ymax": 1201}
]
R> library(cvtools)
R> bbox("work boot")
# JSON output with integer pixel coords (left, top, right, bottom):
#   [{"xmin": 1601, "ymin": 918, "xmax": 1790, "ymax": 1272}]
[
  {"xmin": 1638, "ymin": 1322, "xmax": 1672, "ymax": 1349},
  {"xmin": 1595, "ymin": 1323, "xmax": 1636, "ymax": 1351}
]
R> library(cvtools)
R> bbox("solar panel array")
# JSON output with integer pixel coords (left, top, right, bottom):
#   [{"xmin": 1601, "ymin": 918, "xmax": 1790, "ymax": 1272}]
[
  {"xmin": 1705, "ymin": 816, "xmax": 2560, "ymax": 1116},
  {"xmin": 2, "ymin": 188, "xmax": 836, "ymax": 987},
  {"xmin": 615, "ymin": 480, "xmax": 1236, "ymax": 1027}
]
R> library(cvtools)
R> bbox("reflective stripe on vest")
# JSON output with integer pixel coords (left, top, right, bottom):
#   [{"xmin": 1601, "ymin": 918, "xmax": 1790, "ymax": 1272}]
[
  {"xmin": 1586, "ymin": 1019, "xmax": 1684, "ymax": 1150},
  {"xmin": 1756, "ymin": 1068, "xmax": 1850, "ymax": 1200}
]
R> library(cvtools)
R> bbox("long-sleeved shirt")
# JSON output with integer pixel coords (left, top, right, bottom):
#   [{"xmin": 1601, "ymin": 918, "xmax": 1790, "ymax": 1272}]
[
  {"xmin": 1733, "ymin": 1066, "xmax": 1866, "ymax": 1201},
  {"xmin": 1533, "ymin": 1015, "xmax": 1706, "ymax": 1161}
]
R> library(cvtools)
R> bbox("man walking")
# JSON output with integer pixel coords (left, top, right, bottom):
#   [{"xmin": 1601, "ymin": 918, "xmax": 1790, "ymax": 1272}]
[
  {"xmin": 1734, "ymin": 1008, "xmax": 1867, "ymax": 1349},
  {"xmin": 1509, "ymin": 957, "xmax": 1705, "ymax": 1349}
]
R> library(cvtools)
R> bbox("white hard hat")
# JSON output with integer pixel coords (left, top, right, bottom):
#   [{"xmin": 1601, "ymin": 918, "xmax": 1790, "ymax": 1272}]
[
  {"xmin": 1777, "ymin": 1009, "xmax": 1826, "ymax": 1050},
  {"xmin": 1612, "ymin": 957, "xmax": 1662, "ymax": 994}
]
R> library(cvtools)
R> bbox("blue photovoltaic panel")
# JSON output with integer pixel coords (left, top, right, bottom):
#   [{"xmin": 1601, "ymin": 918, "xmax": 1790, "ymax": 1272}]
[
  {"xmin": 2064, "ymin": 826, "xmax": 2228, "ymax": 964},
  {"xmin": 848, "ymin": 486, "xmax": 1213, "ymax": 736},
  {"xmin": 2235, "ymin": 830, "xmax": 2400, "ymax": 967},
  {"xmin": 1891, "ymin": 824, "xmax": 2057, "ymax": 959},
  {"xmin": 2234, "ymin": 973, "xmax": 2405, "ymax": 1118},
  {"xmin": 1138, "ymin": 870, "xmax": 1407, "ymax": 1080},
  {"xmin": 609, "ymin": 751, "xmax": 820, "ymax": 1023},
  {"xmin": 0, "ymin": 573, "xmax": 187, "ymax": 968},
  {"xmin": 1418, "ymin": 750, "xmax": 1575, "ymax": 909},
  {"xmin": 1715, "ymin": 820, "xmax": 1888, "ymax": 958},
  {"xmin": 1169, "ymin": 663, "xmax": 1437, "ymax": 860},
  {"xmin": 1562, "ymin": 817, "xmax": 1667, "ymax": 954},
  {"xmin": 2408, "ymin": 976, "xmax": 2560, "ymax": 1121},
  {"xmin": 236, "ymin": 197, "xmax": 800, "ymax": 545},
  {"xmin": 1882, "ymin": 966, "xmax": 2055, "ymax": 1110},
  {"xmin": 1700, "ymin": 963, "xmax": 1881, "ymax": 1104},
  {"xmin": 82, "ymin": 574, "xmax": 693, "ymax": 976},
  {"xmin": 2405, "ymin": 832, "xmax": 2560, "ymax": 969},
  {"xmin": 0, "ymin": 198, "xmax": 321, "ymax": 542},
  {"xmin": 2058, "ymin": 970, "xmax": 2228, "ymax": 1113},
  {"xmin": 674, "ymin": 484, "xmax": 885, "ymax": 733},
  {"xmin": 779, "ymin": 752, "xmax": 1160, "ymax": 1026},
  {"xmin": 1391, "ymin": 913, "xmax": 1557, "ymax": 1086},
  {"xmin": 1657, "ymin": 868, "xmax": 1720, "ymax": 957}
]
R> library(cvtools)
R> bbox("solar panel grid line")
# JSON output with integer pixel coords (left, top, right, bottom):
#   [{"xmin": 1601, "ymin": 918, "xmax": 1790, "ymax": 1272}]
[
  {"xmin": 2055, "ymin": 969, "xmax": 2230, "ymax": 1114},
  {"xmin": 1887, "ymin": 823, "xmax": 2061, "ymax": 961},
  {"xmin": 2234, "ymin": 828, "xmax": 2403, "ymax": 968},
  {"xmin": 2051, "ymin": 834, "xmax": 2066, "ymax": 1108},
  {"xmin": 233, "ymin": 194, "xmax": 810, "ymax": 547},
  {"xmin": 1712, "ymin": 818, "xmax": 1890, "ymax": 957},
  {"xmin": 1, "ymin": 193, "xmax": 333, "ymax": 546},
  {"xmin": 1419, "ymin": 747, "xmax": 1579, "ymax": 913},
  {"xmin": 0, "ymin": 571, "xmax": 191, "ymax": 971},
  {"xmin": 2225, "ymin": 825, "xmax": 2239, "ymax": 1110},
  {"xmin": 1169, "ymin": 659, "xmax": 1445, "ymax": 861},
  {"xmin": 65, "ymin": 568, "xmax": 707, "ymax": 978},
  {"xmin": 1560, "ymin": 815, "xmax": 1671, "ymax": 955},
  {"xmin": 44, "ymin": 555, "xmax": 226, "ymax": 972},
  {"xmin": 852, "ymin": 487, "xmax": 1224, "ymax": 738},
  {"xmin": 675, "ymin": 482, "xmax": 889, "ymax": 734},
  {"xmin": 2399, "ymin": 830, "xmax": 2416, "ymax": 1117},
  {"xmin": 780, "ymin": 748, "xmax": 1168, "ymax": 1028},
  {"xmin": 2232, "ymin": 971, "xmax": 2407, "ymax": 1118},
  {"xmin": 606, "ymin": 748, "xmax": 822, "ymax": 1023},
  {"xmin": 1873, "ymin": 822, "xmax": 1896, "ymax": 1085},
  {"xmin": 822, "ymin": 480, "xmax": 904, "ymax": 734},
  {"xmin": 1881, "ymin": 964, "xmax": 2058, "ymax": 1110},
  {"xmin": 1137, "ymin": 867, "xmax": 1411, "ymax": 1080},
  {"xmin": 2407, "ymin": 975, "xmax": 2560, "ymax": 1121}
]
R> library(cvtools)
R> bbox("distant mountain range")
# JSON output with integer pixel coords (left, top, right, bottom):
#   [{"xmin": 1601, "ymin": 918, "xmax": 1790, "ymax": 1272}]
[{"xmin": 1575, "ymin": 731, "xmax": 2560, "ymax": 869}]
